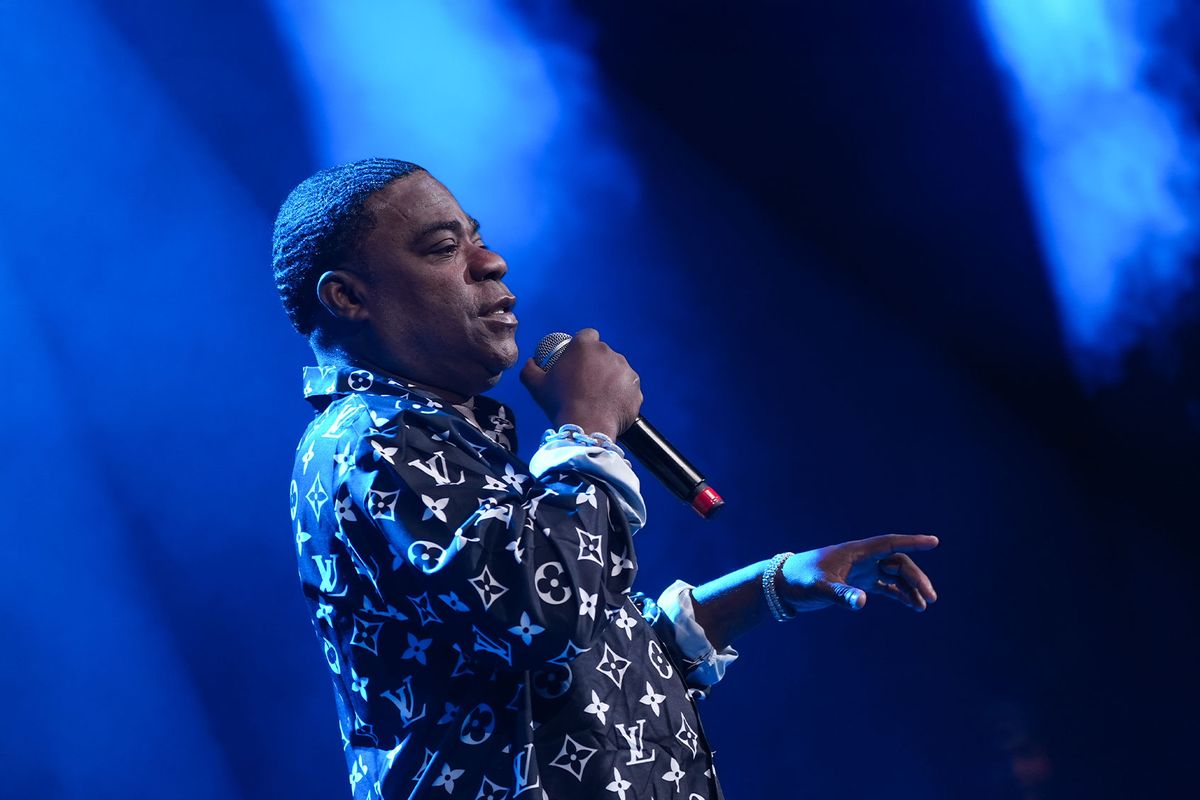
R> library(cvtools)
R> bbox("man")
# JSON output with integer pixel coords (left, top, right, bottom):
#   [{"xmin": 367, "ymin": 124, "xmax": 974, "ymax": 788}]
[{"xmin": 274, "ymin": 158, "xmax": 938, "ymax": 799}]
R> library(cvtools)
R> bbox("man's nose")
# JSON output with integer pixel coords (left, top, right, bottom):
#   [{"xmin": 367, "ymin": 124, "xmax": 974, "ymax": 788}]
[{"xmin": 468, "ymin": 244, "xmax": 508, "ymax": 281}]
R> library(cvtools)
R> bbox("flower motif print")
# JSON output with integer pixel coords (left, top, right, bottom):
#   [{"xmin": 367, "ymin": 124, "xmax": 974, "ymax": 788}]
[
  {"xmin": 577, "ymin": 528, "xmax": 604, "ymax": 565},
  {"xmin": 401, "ymin": 632, "xmax": 433, "ymax": 665},
  {"xmin": 459, "ymin": 703, "xmax": 495, "ymax": 745},
  {"xmin": 406, "ymin": 540, "xmax": 446, "ymax": 573},
  {"xmin": 550, "ymin": 734, "xmax": 598, "ymax": 781},
  {"xmin": 501, "ymin": 462, "xmax": 526, "ymax": 489},
  {"xmin": 366, "ymin": 488, "xmax": 398, "ymax": 521},
  {"xmin": 406, "ymin": 592, "xmax": 442, "ymax": 626},
  {"xmin": 606, "ymin": 767, "xmax": 633, "ymax": 799},
  {"xmin": 675, "ymin": 713, "xmax": 699, "ymax": 758},
  {"xmin": 476, "ymin": 777, "xmax": 509, "ymax": 800},
  {"xmin": 661, "ymin": 758, "xmax": 686, "ymax": 793},
  {"xmin": 534, "ymin": 561, "xmax": 571, "ymax": 605},
  {"xmin": 347, "ymin": 369, "xmax": 374, "ymax": 391},
  {"xmin": 578, "ymin": 588, "xmax": 598, "ymax": 620},
  {"xmin": 596, "ymin": 643, "xmax": 632, "ymax": 688},
  {"xmin": 640, "ymin": 681, "xmax": 667, "ymax": 717},
  {"xmin": 584, "ymin": 689, "xmax": 610, "ymax": 724},
  {"xmin": 531, "ymin": 662, "xmax": 573, "ymax": 699},
  {"xmin": 421, "ymin": 494, "xmax": 449, "ymax": 522},
  {"xmin": 610, "ymin": 548, "xmax": 635, "ymax": 578},
  {"xmin": 306, "ymin": 475, "xmax": 329, "ymax": 517},
  {"xmin": 350, "ymin": 668, "xmax": 369, "ymax": 701},
  {"xmin": 648, "ymin": 639, "xmax": 675, "ymax": 680},
  {"xmin": 508, "ymin": 611, "xmax": 545, "ymax": 645},
  {"xmin": 615, "ymin": 606, "xmax": 638, "ymax": 640},
  {"xmin": 469, "ymin": 566, "xmax": 508, "ymax": 610},
  {"xmin": 437, "ymin": 591, "xmax": 469, "ymax": 612},
  {"xmin": 576, "ymin": 483, "xmax": 598, "ymax": 508},
  {"xmin": 370, "ymin": 438, "xmax": 397, "ymax": 464},
  {"xmin": 334, "ymin": 495, "xmax": 357, "ymax": 522},
  {"xmin": 432, "ymin": 763, "xmax": 464, "ymax": 793}
]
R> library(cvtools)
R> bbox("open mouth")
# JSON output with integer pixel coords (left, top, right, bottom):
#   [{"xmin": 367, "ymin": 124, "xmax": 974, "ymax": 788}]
[{"xmin": 481, "ymin": 295, "xmax": 517, "ymax": 317}]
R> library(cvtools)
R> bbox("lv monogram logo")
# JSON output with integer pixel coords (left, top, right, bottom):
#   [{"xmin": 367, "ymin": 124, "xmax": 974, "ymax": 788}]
[
  {"xmin": 614, "ymin": 719, "xmax": 657, "ymax": 766},
  {"xmin": 381, "ymin": 676, "xmax": 426, "ymax": 728},
  {"xmin": 408, "ymin": 451, "xmax": 465, "ymax": 486},
  {"xmin": 514, "ymin": 742, "xmax": 541, "ymax": 795},
  {"xmin": 312, "ymin": 554, "xmax": 348, "ymax": 596}
]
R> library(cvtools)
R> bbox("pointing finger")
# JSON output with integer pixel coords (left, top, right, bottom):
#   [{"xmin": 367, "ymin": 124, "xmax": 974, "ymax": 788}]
[{"xmin": 861, "ymin": 534, "xmax": 939, "ymax": 557}]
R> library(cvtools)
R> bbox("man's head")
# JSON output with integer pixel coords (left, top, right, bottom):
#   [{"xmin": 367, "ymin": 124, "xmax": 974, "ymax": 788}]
[{"xmin": 273, "ymin": 159, "xmax": 518, "ymax": 399}]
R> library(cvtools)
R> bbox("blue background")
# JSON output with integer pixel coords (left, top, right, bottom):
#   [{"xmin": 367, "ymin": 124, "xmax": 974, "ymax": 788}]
[{"xmin": 3, "ymin": 2, "xmax": 1197, "ymax": 797}]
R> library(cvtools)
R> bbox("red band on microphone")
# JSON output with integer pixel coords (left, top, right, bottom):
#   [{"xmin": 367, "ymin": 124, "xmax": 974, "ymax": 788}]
[{"xmin": 691, "ymin": 485, "xmax": 724, "ymax": 518}]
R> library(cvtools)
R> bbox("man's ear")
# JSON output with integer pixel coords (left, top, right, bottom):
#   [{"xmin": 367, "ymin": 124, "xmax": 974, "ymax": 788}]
[{"xmin": 316, "ymin": 270, "xmax": 370, "ymax": 322}]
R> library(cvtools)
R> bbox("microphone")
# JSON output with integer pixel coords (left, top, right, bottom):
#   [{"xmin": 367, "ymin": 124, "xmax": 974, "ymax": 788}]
[{"xmin": 533, "ymin": 332, "xmax": 724, "ymax": 518}]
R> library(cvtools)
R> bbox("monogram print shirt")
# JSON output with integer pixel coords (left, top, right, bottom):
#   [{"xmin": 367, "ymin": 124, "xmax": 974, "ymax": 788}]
[{"xmin": 291, "ymin": 365, "xmax": 728, "ymax": 799}]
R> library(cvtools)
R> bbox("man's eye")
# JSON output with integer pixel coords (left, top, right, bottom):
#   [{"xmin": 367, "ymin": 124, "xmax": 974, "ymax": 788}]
[{"xmin": 432, "ymin": 243, "xmax": 458, "ymax": 256}]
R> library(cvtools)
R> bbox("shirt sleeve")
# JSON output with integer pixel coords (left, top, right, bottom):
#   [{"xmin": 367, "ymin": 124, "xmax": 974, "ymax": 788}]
[
  {"xmin": 640, "ymin": 580, "xmax": 739, "ymax": 696},
  {"xmin": 527, "ymin": 425, "xmax": 647, "ymax": 531},
  {"xmin": 329, "ymin": 410, "xmax": 644, "ymax": 673}
]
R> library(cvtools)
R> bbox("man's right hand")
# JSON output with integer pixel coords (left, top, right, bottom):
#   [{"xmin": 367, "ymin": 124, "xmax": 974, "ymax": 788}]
[{"xmin": 520, "ymin": 328, "xmax": 643, "ymax": 439}]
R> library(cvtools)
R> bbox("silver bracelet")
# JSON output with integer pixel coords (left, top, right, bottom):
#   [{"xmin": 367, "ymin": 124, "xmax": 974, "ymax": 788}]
[
  {"xmin": 762, "ymin": 552, "xmax": 796, "ymax": 622},
  {"xmin": 540, "ymin": 423, "xmax": 626, "ymax": 457}
]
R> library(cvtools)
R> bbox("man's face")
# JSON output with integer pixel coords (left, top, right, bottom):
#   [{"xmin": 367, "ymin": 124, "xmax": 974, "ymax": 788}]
[{"xmin": 354, "ymin": 172, "xmax": 518, "ymax": 396}]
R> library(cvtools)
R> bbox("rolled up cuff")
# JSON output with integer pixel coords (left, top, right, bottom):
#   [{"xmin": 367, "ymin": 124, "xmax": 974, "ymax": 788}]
[
  {"xmin": 650, "ymin": 579, "xmax": 739, "ymax": 696},
  {"xmin": 529, "ymin": 425, "xmax": 647, "ymax": 532}
]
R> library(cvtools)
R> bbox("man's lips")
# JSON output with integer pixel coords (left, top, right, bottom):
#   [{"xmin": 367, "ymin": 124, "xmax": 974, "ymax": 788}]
[
  {"xmin": 480, "ymin": 295, "xmax": 517, "ymax": 317},
  {"xmin": 480, "ymin": 294, "xmax": 518, "ymax": 327}
]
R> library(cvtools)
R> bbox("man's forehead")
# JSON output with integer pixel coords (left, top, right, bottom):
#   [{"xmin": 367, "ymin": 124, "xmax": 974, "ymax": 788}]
[{"xmin": 367, "ymin": 172, "xmax": 466, "ymax": 229}]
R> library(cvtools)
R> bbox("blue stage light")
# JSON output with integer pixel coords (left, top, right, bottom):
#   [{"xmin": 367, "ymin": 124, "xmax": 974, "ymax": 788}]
[{"xmin": 975, "ymin": 0, "xmax": 1198, "ymax": 382}]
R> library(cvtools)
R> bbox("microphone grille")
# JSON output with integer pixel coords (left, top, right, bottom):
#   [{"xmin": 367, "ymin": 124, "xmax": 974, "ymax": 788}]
[{"xmin": 533, "ymin": 332, "xmax": 573, "ymax": 371}]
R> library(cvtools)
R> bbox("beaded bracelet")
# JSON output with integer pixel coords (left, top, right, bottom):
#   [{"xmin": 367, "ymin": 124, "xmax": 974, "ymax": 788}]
[{"xmin": 762, "ymin": 552, "xmax": 796, "ymax": 622}]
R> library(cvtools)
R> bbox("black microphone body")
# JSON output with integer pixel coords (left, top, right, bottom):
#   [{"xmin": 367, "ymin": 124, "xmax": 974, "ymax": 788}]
[{"xmin": 533, "ymin": 332, "xmax": 724, "ymax": 518}]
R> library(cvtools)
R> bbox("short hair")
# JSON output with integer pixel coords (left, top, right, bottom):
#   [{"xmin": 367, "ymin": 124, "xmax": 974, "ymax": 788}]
[{"xmin": 272, "ymin": 158, "xmax": 425, "ymax": 336}]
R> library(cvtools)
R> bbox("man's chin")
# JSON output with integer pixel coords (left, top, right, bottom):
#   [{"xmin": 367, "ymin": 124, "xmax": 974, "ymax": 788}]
[
  {"xmin": 469, "ymin": 348, "xmax": 517, "ymax": 392},
  {"xmin": 494, "ymin": 341, "xmax": 520, "ymax": 373},
  {"xmin": 485, "ymin": 355, "xmax": 518, "ymax": 386}
]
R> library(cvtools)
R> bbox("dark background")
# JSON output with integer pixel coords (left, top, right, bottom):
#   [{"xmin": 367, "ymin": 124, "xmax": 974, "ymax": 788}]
[{"xmin": 2, "ymin": 1, "xmax": 1195, "ymax": 797}]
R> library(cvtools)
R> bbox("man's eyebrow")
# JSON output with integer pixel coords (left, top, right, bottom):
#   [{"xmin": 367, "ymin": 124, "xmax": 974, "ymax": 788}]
[
  {"xmin": 412, "ymin": 217, "xmax": 482, "ymax": 243},
  {"xmin": 413, "ymin": 219, "xmax": 462, "ymax": 242}
]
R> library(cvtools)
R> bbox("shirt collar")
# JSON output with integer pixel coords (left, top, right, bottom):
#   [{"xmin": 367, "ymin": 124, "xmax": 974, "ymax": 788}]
[
  {"xmin": 300, "ymin": 364, "xmax": 518, "ymax": 451},
  {"xmin": 301, "ymin": 364, "xmax": 443, "ymax": 409}
]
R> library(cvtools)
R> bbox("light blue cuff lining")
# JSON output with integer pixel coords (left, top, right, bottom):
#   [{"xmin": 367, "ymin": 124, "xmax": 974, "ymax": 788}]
[
  {"xmin": 657, "ymin": 579, "xmax": 739, "ymax": 691},
  {"xmin": 529, "ymin": 427, "xmax": 647, "ymax": 532}
]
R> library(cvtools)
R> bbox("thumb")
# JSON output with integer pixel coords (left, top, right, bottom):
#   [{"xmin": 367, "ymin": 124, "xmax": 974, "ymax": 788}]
[{"xmin": 822, "ymin": 581, "xmax": 867, "ymax": 611}]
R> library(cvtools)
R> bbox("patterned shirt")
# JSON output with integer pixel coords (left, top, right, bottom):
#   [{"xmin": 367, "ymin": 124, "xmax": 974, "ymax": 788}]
[{"xmin": 291, "ymin": 364, "xmax": 727, "ymax": 799}]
